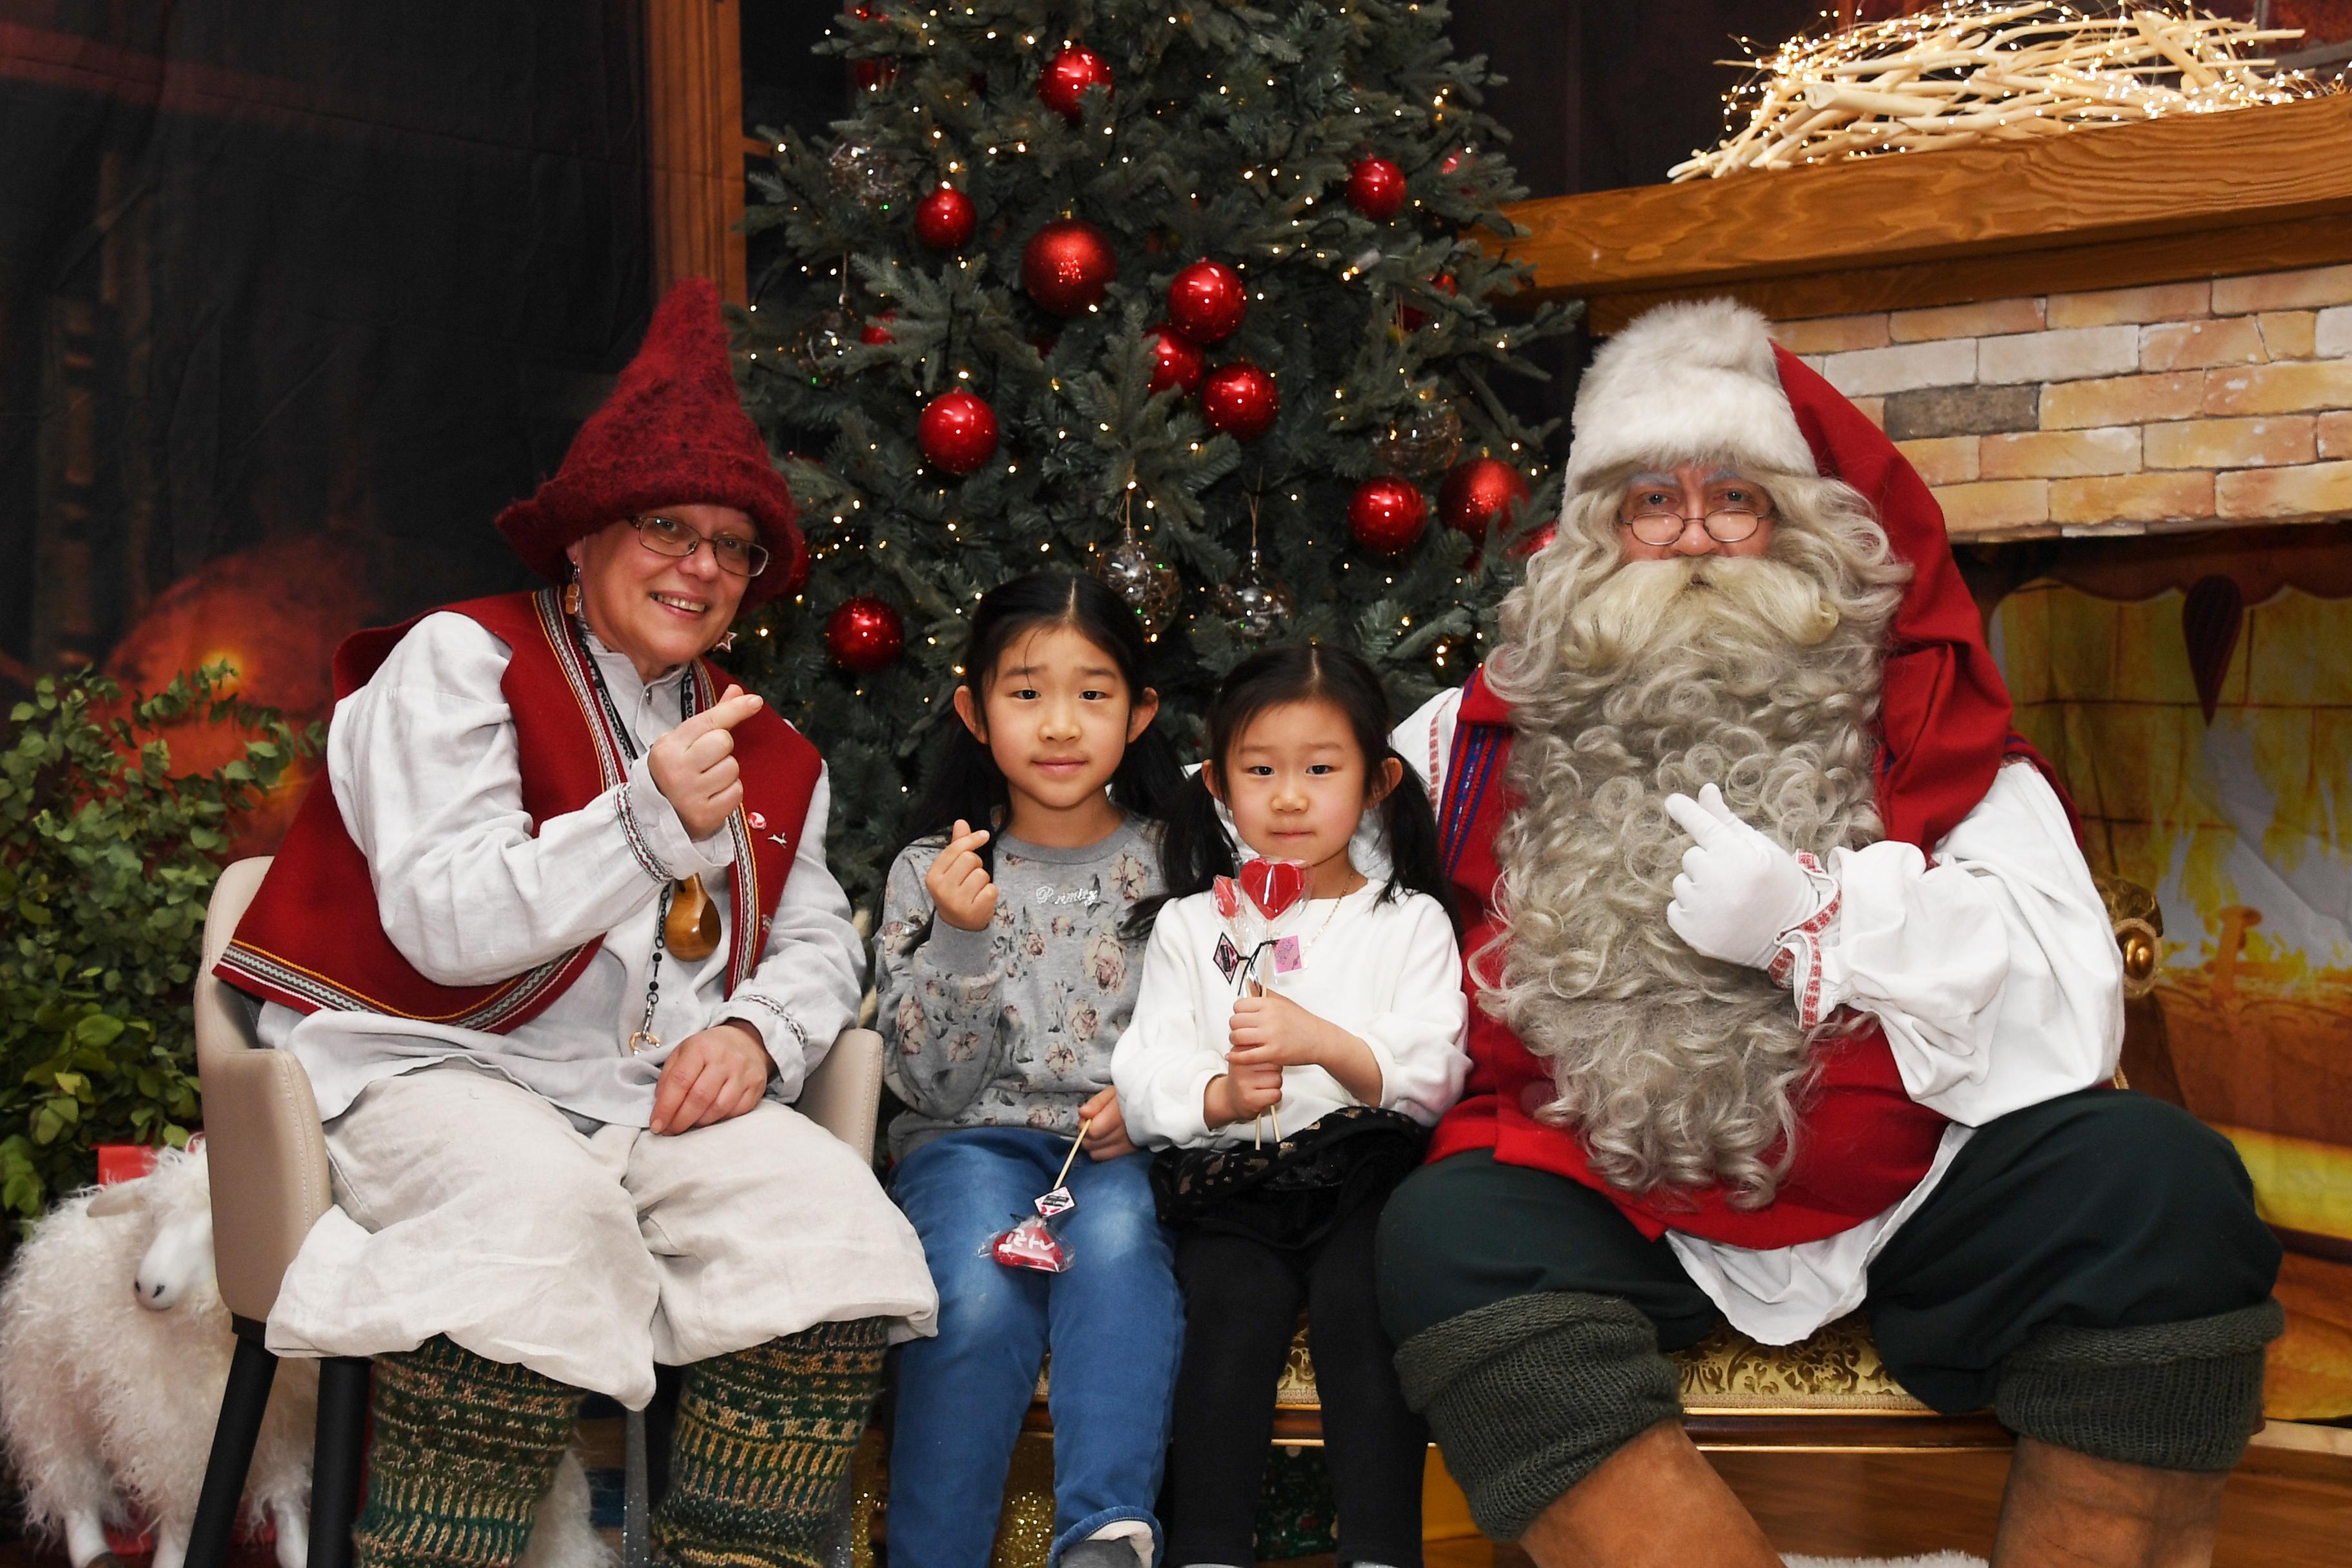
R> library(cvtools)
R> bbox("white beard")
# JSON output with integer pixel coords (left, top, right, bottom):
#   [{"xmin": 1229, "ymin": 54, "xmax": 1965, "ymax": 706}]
[{"xmin": 1478, "ymin": 529, "xmax": 1901, "ymax": 1207}]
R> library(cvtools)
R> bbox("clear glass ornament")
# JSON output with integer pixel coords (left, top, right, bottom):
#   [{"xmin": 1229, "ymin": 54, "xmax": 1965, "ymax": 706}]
[
  {"xmin": 1211, "ymin": 549, "xmax": 1295, "ymax": 644},
  {"xmin": 790, "ymin": 306, "xmax": 861, "ymax": 384},
  {"xmin": 826, "ymin": 139, "xmax": 911, "ymax": 210},
  {"xmin": 1377, "ymin": 396, "xmax": 1464, "ymax": 476},
  {"xmin": 1093, "ymin": 529, "xmax": 1181, "ymax": 637}
]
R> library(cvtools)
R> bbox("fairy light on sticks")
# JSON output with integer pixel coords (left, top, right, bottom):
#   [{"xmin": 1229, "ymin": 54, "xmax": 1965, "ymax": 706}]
[{"xmin": 1674, "ymin": 3, "xmax": 2324, "ymax": 181}]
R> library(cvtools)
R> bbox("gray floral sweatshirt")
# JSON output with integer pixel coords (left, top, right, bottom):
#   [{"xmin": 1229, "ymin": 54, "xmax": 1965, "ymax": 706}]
[{"xmin": 876, "ymin": 819, "xmax": 1162, "ymax": 1159}]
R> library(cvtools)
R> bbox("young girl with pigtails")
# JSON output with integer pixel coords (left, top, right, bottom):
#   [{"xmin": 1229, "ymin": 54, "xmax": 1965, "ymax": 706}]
[
  {"xmin": 874, "ymin": 573, "xmax": 1185, "ymax": 1568},
  {"xmin": 1113, "ymin": 642, "xmax": 1470, "ymax": 1568}
]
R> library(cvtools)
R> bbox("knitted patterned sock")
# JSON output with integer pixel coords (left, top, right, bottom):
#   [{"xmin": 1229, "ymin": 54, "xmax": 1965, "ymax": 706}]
[
  {"xmin": 652, "ymin": 1318, "xmax": 890, "ymax": 1568},
  {"xmin": 352, "ymin": 1335, "xmax": 582, "ymax": 1568}
]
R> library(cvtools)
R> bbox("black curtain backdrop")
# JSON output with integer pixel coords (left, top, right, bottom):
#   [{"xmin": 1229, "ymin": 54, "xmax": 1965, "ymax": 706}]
[
  {"xmin": 0, "ymin": 0, "xmax": 650, "ymax": 693},
  {"xmin": 1, "ymin": 0, "xmax": 1812, "ymax": 708}
]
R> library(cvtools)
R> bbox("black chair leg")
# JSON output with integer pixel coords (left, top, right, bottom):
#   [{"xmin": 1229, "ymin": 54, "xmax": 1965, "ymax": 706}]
[
  {"xmin": 188, "ymin": 1328, "xmax": 280, "ymax": 1568},
  {"xmin": 307, "ymin": 1357, "xmax": 371, "ymax": 1568},
  {"xmin": 643, "ymin": 1364, "xmax": 683, "ymax": 1508},
  {"xmin": 622, "ymin": 1407, "xmax": 650, "ymax": 1568}
]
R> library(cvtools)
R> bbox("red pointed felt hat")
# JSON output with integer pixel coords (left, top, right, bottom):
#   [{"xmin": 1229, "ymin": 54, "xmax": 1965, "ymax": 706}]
[{"xmin": 496, "ymin": 278, "xmax": 805, "ymax": 606}]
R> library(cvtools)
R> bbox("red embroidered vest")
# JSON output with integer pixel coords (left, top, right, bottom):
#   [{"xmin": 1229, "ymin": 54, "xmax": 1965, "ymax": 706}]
[
  {"xmin": 216, "ymin": 589, "xmax": 821, "ymax": 1032},
  {"xmin": 1424, "ymin": 669, "xmax": 1951, "ymax": 1250}
]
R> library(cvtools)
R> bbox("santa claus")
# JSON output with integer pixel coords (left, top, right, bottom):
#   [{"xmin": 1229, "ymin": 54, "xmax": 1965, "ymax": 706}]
[{"xmin": 1378, "ymin": 300, "xmax": 2282, "ymax": 1565}]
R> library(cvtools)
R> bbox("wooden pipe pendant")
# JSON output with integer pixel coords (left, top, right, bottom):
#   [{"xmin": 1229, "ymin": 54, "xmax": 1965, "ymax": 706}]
[{"xmin": 665, "ymin": 874, "xmax": 722, "ymax": 961}]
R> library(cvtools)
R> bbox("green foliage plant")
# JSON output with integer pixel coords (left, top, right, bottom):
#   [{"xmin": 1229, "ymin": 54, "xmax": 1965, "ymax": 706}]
[{"xmin": 0, "ymin": 665, "xmax": 317, "ymax": 1231}]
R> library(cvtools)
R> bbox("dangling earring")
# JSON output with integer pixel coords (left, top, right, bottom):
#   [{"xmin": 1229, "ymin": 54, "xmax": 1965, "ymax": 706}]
[
  {"xmin": 716, "ymin": 631, "xmax": 738, "ymax": 652},
  {"xmin": 562, "ymin": 565, "xmax": 582, "ymax": 617}
]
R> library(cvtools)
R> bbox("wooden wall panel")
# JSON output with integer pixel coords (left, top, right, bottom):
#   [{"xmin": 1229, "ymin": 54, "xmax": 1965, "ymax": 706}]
[{"xmin": 646, "ymin": 0, "xmax": 745, "ymax": 306}]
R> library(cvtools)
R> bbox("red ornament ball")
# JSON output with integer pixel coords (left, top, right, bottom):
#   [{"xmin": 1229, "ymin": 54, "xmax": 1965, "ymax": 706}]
[
  {"xmin": 1348, "ymin": 477, "xmax": 1429, "ymax": 554},
  {"xmin": 1200, "ymin": 362, "xmax": 1279, "ymax": 442},
  {"xmin": 1509, "ymin": 524, "xmax": 1559, "ymax": 559},
  {"xmin": 849, "ymin": 5, "xmax": 896, "ymax": 90},
  {"xmin": 1346, "ymin": 156, "xmax": 1407, "ymax": 220},
  {"xmin": 1023, "ymin": 219, "xmax": 1119, "ymax": 316},
  {"xmin": 1439, "ymin": 458, "xmax": 1533, "ymax": 536},
  {"xmin": 1400, "ymin": 273, "xmax": 1458, "ymax": 331},
  {"xmin": 825, "ymin": 597, "xmax": 904, "ymax": 673},
  {"xmin": 859, "ymin": 311, "xmax": 897, "ymax": 346},
  {"xmin": 1038, "ymin": 44, "xmax": 1113, "ymax": 121},
  {"xmin": 913, "ymin": 185, "xmax": 976, "ymax": 249},
  {"xmin": 1145, "ymin": 323, "xmax": 1204, "ymax": 395},
  {"xmin": 918, "ymin": 389, "xmax": 1000, "ymax": 474},
  {"xmin": 781, "ymin": 543, "xmax": 812, "ymax": 596},
  {"xmin": 1166, "ymin": 259, "xmax": 1248, "ymax": 344}
]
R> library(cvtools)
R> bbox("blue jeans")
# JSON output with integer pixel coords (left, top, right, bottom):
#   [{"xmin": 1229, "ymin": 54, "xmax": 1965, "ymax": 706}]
[{"xmin": 889, "ymin": 1128, "xmax": 1183, "ymax": 1568}]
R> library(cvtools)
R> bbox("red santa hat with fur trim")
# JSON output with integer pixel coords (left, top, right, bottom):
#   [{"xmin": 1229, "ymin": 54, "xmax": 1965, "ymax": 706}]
[
  {"xmin": 1558, "ymin": 298, "xmax": 2027, "ymax": 851},
  {"xmin": 496, "ymin": 278, "xmax": 806, "ymax": 605}
]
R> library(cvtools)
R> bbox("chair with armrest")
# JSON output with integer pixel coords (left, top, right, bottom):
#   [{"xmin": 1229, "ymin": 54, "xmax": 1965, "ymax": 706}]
[{"xmin": 185, "ymin": 856, "xmax": 888, "ymax": 1568}]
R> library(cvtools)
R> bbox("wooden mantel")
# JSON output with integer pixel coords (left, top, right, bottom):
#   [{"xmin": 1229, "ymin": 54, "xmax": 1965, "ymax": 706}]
[{"xmin": 1493, "ymin": 95, "xmax": 2352, "ymax": 334}]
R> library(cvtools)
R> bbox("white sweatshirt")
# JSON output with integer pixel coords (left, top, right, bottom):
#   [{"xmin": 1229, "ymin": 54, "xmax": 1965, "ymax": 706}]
[
  {"xmin": 1395, "ymin": 685, "xmax": 2122, "ymax": 1344},
  {"xmin": 1112, "ymin": 881, "xmax": 1471, "ymax": 1151}
]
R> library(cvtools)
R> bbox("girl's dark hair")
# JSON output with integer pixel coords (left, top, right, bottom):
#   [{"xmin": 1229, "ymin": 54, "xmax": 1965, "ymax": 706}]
[
  {"xmin": 1146, "ymin": 642, "xmax": 1457, "ymax": 934},
  {"xmin": 907, "ymin": 573, "xmax": 1182, "ymax": 882}
]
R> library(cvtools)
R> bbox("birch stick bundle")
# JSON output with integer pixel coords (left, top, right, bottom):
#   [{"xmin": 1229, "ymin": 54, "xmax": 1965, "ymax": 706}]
[{"xmin": 1673, "ymin": 3, "xmax": 2332, "ymax": 181}]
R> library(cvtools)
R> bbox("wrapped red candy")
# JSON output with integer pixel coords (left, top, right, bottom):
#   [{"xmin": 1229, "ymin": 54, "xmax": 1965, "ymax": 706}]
[
  {"xmin": 1238, "ymin": 858, "xmax": 1308, "ymax": 921},
  {"xmin": 989, "ymin": 1215, "xmax": 1074, "ymax": 1273}
]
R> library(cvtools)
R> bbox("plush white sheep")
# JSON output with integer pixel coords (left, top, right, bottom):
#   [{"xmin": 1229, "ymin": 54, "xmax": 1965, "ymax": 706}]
[
  {"xmin": 0, "ymin": 1146, "xmax": 608, "ymax": 1568},
  {"xmin": 0, "ymin": 1144, "xmax": 315, "ymax": 1568}
]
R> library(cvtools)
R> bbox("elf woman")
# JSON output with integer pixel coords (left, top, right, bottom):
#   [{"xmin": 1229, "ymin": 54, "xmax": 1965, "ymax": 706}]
[{"xmin": 219, "ymin": 279, "xmax": 936, "ymax": 1568}]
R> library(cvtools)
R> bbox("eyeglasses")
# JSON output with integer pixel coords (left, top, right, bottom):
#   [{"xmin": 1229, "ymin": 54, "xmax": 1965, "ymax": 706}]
[
  {"xmin": 629, "ymin": 514, "xmax": 770, "ymax": 578},
  {"xmin": 1620, "ymin": 484, "xmax": 1771, "ymax": 547}
]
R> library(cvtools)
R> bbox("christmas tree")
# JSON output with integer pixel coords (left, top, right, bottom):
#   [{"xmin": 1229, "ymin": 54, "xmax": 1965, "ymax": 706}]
[{"xmin": 731, "ymin": 0, "xmax": 1580, "ymax": 905}]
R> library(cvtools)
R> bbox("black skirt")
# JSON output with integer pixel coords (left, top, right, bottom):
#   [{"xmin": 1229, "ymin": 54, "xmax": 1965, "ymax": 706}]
[{"xmin": 1149, "ymin": 1104, "xmax": 1427, "ymax": 1250}]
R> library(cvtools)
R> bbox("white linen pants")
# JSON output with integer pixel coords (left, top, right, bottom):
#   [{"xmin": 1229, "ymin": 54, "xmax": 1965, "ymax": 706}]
[{"xmin": 266, "ymin": 1063, "xmax": 939, "ymax": 1408}]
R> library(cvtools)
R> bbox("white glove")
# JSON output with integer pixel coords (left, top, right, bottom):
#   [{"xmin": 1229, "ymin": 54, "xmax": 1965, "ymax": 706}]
[{"xmin": 1663, "ymin": 784, "xmax": 1825, "ymax": 968}]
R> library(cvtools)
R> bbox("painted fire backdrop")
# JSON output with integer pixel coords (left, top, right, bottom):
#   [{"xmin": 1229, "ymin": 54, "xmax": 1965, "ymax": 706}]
[{"xmin": 1991, "ymin": 524, "xmax": 2352, "ymax": 1419}]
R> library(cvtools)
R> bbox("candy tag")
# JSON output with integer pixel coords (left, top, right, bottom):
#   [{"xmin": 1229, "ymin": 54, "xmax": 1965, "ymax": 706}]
[
  {"xmin": 990, "ymin": 1215, "xmax": 1072, "ymax": 1273},
  {"xmin": 1273, "ymin": 934, "xmax": 1302, "ymax": 974},
  {"xmin": 1212, "ymin": 876, "xmax": 1241, "ymax": 921},
  {"xmin": 1238, "ymin": 858, "xmax": 1309, "ymax": 922},
  {"xmin": 1213, "ymin": 933, "xmax": 1242, "ymax": 981},
  {"xmin": 1034, "ymin": 1186, "xmax": 1075, "ymax": 1218}
]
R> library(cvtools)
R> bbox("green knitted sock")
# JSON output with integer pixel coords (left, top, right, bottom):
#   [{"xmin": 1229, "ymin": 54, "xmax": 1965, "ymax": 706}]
[
  {"xmin": 1995, "ymin": 1298, "xmax": 2286, "ymax": 1473},
  {"xmin": 652, "ymin": 1318, "xmax": 890, "ymax": 1568},
  {"xmin": 1393, "ymin": 1291, "xmax": 1681, "ymax": 1542},
  {"xmin": 352, "ymin": 1336, "xmax": 582, "ymax": 1568}
]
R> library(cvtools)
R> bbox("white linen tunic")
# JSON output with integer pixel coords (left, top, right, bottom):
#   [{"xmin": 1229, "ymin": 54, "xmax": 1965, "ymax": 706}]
[
  {"xmin": 1393, "ymin": 687, "xmax": 2123, "ymax": 1344},
  {"xmin": 1112, "ymin": 881, "xmax": 1471, "ymax": 1150},
  {"xmin": 257, "ymin": 611, "xmax": 937, "ymax": 1400},
  {"xmin": 257, "ymin": 612, "xmax": 865, "ymax": 1122}
]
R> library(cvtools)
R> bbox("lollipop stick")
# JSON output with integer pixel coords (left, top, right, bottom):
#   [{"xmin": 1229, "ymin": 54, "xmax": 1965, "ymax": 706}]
[{"xmin": 1054, "ymin": 1117, "xmax": 1094, "ymax": 1188}]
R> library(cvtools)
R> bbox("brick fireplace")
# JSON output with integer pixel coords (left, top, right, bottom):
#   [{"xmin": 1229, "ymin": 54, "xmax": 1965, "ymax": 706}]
[{"xmin": 1779, "ymin": 267, "xmax": 2352, "ymax": 538}]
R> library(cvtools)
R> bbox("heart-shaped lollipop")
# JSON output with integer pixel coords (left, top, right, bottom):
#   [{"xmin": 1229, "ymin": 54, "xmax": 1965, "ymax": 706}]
[
  {"xmin": 1212, "ymin": 876, "xmax": 1242, "ymax": 921},
  {"xmin": 992, "ymin": 1215, "xmax": 1072, "ymax": 1273},
  {"xmin": 1238, "ymin": 858, "xmax": 1309, "ymax": 922}
]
